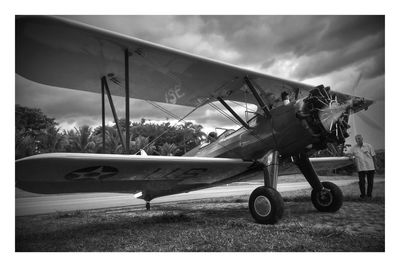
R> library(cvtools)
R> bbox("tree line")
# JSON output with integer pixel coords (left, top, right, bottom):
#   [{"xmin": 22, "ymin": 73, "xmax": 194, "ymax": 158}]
[
  {"xmin": 15, "ymin": 105, "xmax": 384, "ymax": 174},
  {"xmin": 15, "ymin": 105, "xmax": 206, "ymax": 159}
]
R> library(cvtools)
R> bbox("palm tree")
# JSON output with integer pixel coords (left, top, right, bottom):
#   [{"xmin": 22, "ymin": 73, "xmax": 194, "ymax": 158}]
[
  {"xmin": 180, "ymin": 122, "xmax": 207, "ymax": 153},
  {"xmin": 15, "ymin": 129, "xmax": 36, "ymax": 159},
  {"xmin": 66, "ymin": 125, "xmax": 96, "ymax": 153},
  {"xmin": 105, "ymin": 127, "xmax": 123, "ymax": 153},
  {"xmin": 159, "ymin": 143, "xmax": 179, "ymax": 156},
  {"xmin": 38, "ymin": 126, "xmax": 66, "ymax": 153},
  {"xmin": 127, "ymin": 135, "xmax": 156, "ymax": 155},
  {"xmin": 91, "ymin": 125, "xmax": 123, "ymax": 154}
]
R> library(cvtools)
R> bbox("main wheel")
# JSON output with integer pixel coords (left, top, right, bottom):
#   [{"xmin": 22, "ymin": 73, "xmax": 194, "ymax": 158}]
[
  {"xmin": 249, "ymin": 186, "xmax": 284, "ymax": 224},
  {"xmin": 311, "ymin": 181, "xmax": 343, "ymax": 212}
]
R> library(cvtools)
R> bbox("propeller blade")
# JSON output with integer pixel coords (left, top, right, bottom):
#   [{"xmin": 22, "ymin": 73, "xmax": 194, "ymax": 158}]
[
  {"xmin": 351, "ymin": 71, "xmax": 384, "ymax": 103},
  {"xmin": 351, "ymin": 72, "xmax": 363, "ymax": 94},
  {"xmin": 357, "ymin": 113, "xmax": 383, "ymax": 131}
]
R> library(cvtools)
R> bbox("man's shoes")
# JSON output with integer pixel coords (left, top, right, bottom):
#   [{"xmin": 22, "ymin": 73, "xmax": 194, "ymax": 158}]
[{"xmin": 360, "ymin": 195, "xmax": 366, "ymax": 199}]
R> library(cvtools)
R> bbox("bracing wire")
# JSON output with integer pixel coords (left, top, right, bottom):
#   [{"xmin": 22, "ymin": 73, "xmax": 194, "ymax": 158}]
[
  {"xmin": 245, "ymin": 90, "xmax": 248, "ymax": 122},
  {"xmin": 208, "ymin": 102, "xmax": 242, "ymax": 126},
  {"xmin": 229, "ymin": 100, "xmax": 257, "ymax": 113},
  {"xmin": 208, "ymin": 102, "xmax": 237, "ymax": 124},
  {"xmin": 208, "ymin": 99, "xmax": 264, "ymax": 142},
  {"xmin": 136, "ymin": 98, "xmax": 211, "ymax": 155},
  {"xmin": 146, "ymin": 100, "xmax": 184, "ymax": 121},
  {"xmin": 139, "ymin": 96, "xmax": 266, "ymax": 155}
]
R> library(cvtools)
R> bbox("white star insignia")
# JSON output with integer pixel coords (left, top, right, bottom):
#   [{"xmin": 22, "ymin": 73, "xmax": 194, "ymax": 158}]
[{"xmin": 67, "ymin": 166, "xmax": 117, "ymax": 181}]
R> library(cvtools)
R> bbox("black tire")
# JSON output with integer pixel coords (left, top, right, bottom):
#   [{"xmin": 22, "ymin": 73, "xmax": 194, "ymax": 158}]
[
  {"xmin": 249, "ymin": 186, "xmax": 284, "ymax": 224},
  {"xmin": 311, "ymin": 181, "xmax": 343, "ymax": 212}
]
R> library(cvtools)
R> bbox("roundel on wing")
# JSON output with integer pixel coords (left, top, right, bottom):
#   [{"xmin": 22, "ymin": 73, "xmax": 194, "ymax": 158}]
[{"xmin": 65, "ymin": 166, "xmax": 118, "ymax": 181}]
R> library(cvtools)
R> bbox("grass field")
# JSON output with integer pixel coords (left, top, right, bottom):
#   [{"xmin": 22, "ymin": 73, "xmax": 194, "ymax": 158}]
[{"xmin": 15, "ymin": 181, "xmax": 385, "ymax": 252}]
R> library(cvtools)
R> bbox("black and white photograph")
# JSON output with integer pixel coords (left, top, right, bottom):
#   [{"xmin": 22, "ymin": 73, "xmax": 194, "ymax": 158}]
[{"xmin": 11, "ymin": 2, "xmax": 389, "ymax": 256}]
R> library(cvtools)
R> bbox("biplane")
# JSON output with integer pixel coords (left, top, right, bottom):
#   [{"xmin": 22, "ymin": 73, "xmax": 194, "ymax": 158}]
[{"xmin": 15, "ymin": 16, "xmax": 373, "ymax": 224}]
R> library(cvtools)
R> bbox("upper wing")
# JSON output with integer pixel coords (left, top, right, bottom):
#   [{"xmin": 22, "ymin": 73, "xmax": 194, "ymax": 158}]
[
  {"xmin": 16, "ymin": 15, "xmax": 315, "ymax": 107},
  {"xmin": 16, "ymin": 153, "xmax": 260, "ymax": 199}
]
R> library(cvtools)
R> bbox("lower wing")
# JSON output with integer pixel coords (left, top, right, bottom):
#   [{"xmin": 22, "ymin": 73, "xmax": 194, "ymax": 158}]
[
  {"xmin": 16, "ymin": 153, "xmax": 353, "ymax": 200},
  {"xmin": 16, "ymin": 153, "xmax": 259, "ymax": 200}
]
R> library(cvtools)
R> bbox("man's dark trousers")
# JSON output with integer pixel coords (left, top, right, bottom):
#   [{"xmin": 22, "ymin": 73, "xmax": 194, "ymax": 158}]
[{"xmin": 358, "ymin": 170, "xmax": 375, "ymax": 197}]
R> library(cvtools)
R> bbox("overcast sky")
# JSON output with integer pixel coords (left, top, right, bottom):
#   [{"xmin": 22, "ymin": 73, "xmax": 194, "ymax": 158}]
[{"xmin": 15, "ymin": 15, "xmax": 385, "ymax": 149}]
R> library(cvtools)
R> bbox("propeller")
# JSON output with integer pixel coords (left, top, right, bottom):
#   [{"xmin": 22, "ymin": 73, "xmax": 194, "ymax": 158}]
[{"xmin": 348, "ymin": 72, "xmax": 384, "ymax": 133}]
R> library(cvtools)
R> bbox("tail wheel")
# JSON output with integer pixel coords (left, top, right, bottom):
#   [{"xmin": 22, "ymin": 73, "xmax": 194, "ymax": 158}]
[
  {"xmin": 311, "ymin": 181, "xmax": 343, "ymax": 212},
  {"xmin": 249, "ymin": 186, "xmax": 284, "ymax": 224}
]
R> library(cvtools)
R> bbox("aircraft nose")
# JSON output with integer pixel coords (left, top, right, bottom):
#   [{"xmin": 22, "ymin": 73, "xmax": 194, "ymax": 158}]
[
  {"xmin": 350, "ymin": 97, "xmax": 374, "ymax": 113},
  {"xmin": 364, "ymin": 98, "xmax": 374, "ymax": 109}
]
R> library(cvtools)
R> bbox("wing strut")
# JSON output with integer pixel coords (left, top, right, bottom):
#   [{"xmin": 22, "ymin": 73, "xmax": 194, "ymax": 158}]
[
  {"xmin": 101, "ymin": 76, "xmax": 126, "ymax": 152},
  {"xmin": 101, "ymin": 77, "xmax": 106, "ymax": 153},
  {"xmin": 124, "ymin": 49, "xmax": 131, "ymax": 154},
  {"xmin": 244, "ymin": 76, "xmax": 271, "ymax": 118},
  {"xmin": 100, "ymin": 49, "xmax": 132, "ymax": 154},
  {"xmin": 217, "ymin": 97, "xmax": 250, "ymax": 129}
]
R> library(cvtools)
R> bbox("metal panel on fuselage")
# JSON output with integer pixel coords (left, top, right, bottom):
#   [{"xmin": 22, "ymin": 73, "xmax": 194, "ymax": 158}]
[{"xmin": 270, "ymin": 103, "xmax": 315, "ymax": 156}]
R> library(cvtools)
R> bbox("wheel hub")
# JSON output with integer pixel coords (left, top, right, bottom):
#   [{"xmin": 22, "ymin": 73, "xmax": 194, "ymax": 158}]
[
  {"xmin": 316, "ymin": 189, "xmax": 333, "ymax": 207},
  {"xmin": 254, "ymin": 196, "xmax": 272, "ymax": 217}
]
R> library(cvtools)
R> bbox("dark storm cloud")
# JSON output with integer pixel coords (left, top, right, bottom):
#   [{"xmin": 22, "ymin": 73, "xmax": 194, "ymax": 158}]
[
  {"xmin": 64, "ymin": 15, "xmax": 384, "ymax": 80},
  {"xmin": 193, "ymin": 15, "xmax": 384, "ymax": 80},
  {"xmin": 292, "ymin": 31, "xmax": 384, "ymax": 80},
  {"xmin": 359, "ymin": 47, "xmax": 385, "ymax": 79},
  {"xmin": 277, "ymin": 16, "xmax": 384, "ymax": 55}
]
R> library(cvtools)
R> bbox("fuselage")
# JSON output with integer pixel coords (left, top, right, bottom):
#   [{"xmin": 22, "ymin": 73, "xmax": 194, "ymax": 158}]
[
  {"xmin": 186, "ymin": 87, "xmax": 373, "ymax": 162},
  {"xmin": 186, "ymin": 100, "xmax": 316, "ymax": 160}
]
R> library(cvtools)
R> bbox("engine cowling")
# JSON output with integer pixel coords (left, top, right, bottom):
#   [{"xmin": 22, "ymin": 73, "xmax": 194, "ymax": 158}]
[{"xmin": 296, "ymin": 85, "xmax": 352, "ymax": 150}]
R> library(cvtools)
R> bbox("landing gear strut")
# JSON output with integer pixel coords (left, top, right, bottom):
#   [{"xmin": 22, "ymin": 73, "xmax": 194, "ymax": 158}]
[
  {"xmin": 294, "ymin": 153, "xmax": 343, "ymax": 212},
  {"xmin": 249, "ymin": 150, "xmax": 284, "ymax": 224},
  {"xmin": 145, "ymin": 201, "xmax": 150, "ymax": 211}
]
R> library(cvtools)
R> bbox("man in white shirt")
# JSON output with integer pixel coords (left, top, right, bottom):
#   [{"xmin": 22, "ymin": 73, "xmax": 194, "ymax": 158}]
[
  {"xmin": 281, "ymin": 91, "xmax": 290, "ymax": 105},
  {"xmin": 349, "ymin": 134, "xmax": 377, "ymax": 198}
]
